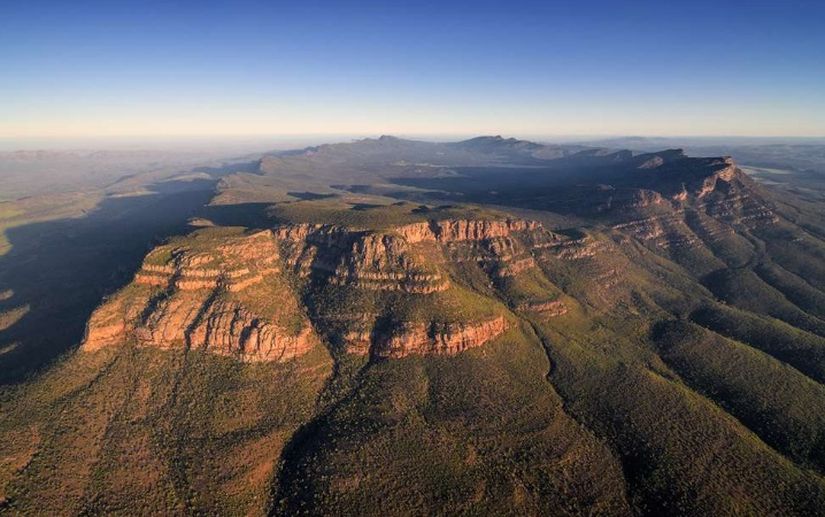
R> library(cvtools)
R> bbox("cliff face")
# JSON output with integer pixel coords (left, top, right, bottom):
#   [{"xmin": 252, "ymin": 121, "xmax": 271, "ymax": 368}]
[
  {"xmin": 341, "ymin": 316, "xmax": 509, "ymax": 358},
  {"xmin": 82, "ymin": 218, "xmax": 568, "ymax": 361},
  {"xmin": 371, "ymin": 316, "xmax": 509, "ymax": 358},
  {"xmin": 134, "ymin": 229, "xmax": 280, "ymax": 291},
  {"xmin": 274, "ymin": 218, "xmax": 555, "ymax": 291},
  {"xmin": 331, "ymin": 232, "xmax": 449, "ymax": 293},
  {"xmin": 646, "ymin": 157, "xmax": 777, "ymax": 224},
  {"xmin": 273, "ymin": 218, "xmax": 554, "ymax": 357},
  {"xmin": 83, "ymin": 229, "xmax": 316, "ymax": 362},
  {"xmin": 580, "ymin": 156, "xmax": 779, "ymax": 272},
  {"xmin": 275, "ymin": 223, "xmax": 448, "ymax": 293},
  {"xmin": 518, "ymin": 300, "xmax": 568, "ymax": 317},
  {"xmin": 394, "ymin": 218, "xmax": 542, "ymax": 243},
  {"xmin": 576, "ymin": 155, "xmax": 777, "ymax": 232}
]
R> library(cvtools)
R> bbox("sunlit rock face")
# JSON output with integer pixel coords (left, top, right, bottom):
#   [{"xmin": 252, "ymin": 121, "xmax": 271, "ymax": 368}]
[
  {"xmin": 82, "ymin": 217, "xmax": 569, "ymax": 361},
  {"xmin": 83, "ymin": 229, "xmax": 316, "ymax": 362}
]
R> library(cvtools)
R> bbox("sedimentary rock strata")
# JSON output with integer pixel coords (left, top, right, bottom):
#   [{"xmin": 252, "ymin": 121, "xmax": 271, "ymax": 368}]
[
  {"xmin": 83, "ymin": 218, "xmax": 565, "ymax": 361},
  {"xmin": 133, "ymin": 229, "xmax": 280, "ymax": 292},
  {"xmin": 401, "ymin": 218, "xmax": 542, "ymax": 243},
  {"xmin": 274, "ymin": 218, "xmax": 556, "ymax": 292},
  {"xmin": 601, "ymin": 157, "xmax": 778, "ymax": 256},
  {"xmin": 518, "ymin": 300, "xmax": 568, "ymax": 318},
  {"xmin": 83, "ymin": 229, "xmax": 315, "ymax": 362},
  {"xmin": 366, "ymin": 316, "xmax": 509, "ymax": 358}
]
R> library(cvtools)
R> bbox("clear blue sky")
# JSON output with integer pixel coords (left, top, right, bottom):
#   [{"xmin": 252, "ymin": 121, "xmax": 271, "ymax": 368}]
[{"xmin": 1, "ymin": 0, "xmax": 823, "ymax": 140}]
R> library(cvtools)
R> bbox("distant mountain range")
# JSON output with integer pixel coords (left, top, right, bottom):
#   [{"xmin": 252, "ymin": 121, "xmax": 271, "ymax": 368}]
[{"xmin": 2, "ymin": 136, "xmax": 825, "ymax": 515}]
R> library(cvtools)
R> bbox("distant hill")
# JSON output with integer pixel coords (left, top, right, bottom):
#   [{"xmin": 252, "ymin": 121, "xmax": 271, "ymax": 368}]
[{"xmin": 2, "ymin": 136, "xmax": 825, "ymax": 515}]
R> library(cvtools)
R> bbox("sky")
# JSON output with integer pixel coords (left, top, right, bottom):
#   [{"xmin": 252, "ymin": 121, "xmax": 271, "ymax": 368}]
[{"xmin": 1, "ymin": 0, "xmax": 824, "ymax": 142}]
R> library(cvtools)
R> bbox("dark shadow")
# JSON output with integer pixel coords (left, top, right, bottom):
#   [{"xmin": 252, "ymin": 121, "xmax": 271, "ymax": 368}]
[
  {"xmin": 410, "ymin": 204, "xmax": 431, "ymax": 213},
  {"xmin": 0, "ymin": 178, "xmax": 221, "ymax": 385},
  {"xmin": 331, "ymin": 184, "xmax": 368, "ymax": 193},
  {"xmin": 200, "ymin": 202, "xmax": 275, "ymax": 229},
  {"xmin": 349, "ymin": 203, "xmax": 383, "ymax": 211},
  {"xmin": 386, "ymin": 171, "xmax": 602, "ymax": 216},
  {"xmin": 287, "ymin": 191, "xmax": 337, "ymax": 201},
  {"xmin": 554, "ymin": 227, "xmax": 588, "ymax": 240}
]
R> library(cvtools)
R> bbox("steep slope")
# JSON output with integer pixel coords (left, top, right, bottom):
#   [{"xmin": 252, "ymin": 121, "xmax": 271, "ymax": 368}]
[
  {"xmin": 0, "ymin": 339, "xmax": 333, "ymax": 515},
  {"xmin": 4, "ymin": 137, "xmax": 825, "ymax": 515},
  {"xmin": 272, "ymin": 324, "xmax": 631, "ymax": 515},
  {"xmin": 2, "ymin": 213, "xmax": 637, "ymax": 514},
  {"xmin": 81, "ymin": 216, "xmax": 564, "ymax": 361},
  {"xmin": 83, "ymin": 227, "xmax": 316, "ymax": 362}
]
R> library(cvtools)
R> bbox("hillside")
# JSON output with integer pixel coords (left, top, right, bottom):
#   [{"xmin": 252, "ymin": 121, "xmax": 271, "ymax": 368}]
[{"xmin": 2, "ymin": 136, "xmax": 825, "ymax": 515}]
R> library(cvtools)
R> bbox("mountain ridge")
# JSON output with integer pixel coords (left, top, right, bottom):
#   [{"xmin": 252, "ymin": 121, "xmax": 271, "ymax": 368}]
[{"xmin": 3, "ymin": 136, "xmax": 825, "ymax": 515}]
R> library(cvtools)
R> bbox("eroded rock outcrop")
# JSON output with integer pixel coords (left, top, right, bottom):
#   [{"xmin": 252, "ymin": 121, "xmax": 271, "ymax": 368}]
[
  {"xmin": 83, "ymin": 217, "xmax": 563, "ymax": 361},
  {"xmin": 186, "ymin": 300, "xmax": 313, "ymax": 362},
  {"xmin": 595, "ymin": 156, "xmax": 779, "ymax": 259},
  {"xmin": 331, "ymin": 232, "xmax": 449, "ymax": 293},
  {"xmin": 83, "ymin": 229, "xmax": 316, "ymax": 362},
  {"xmin": 275, "ymin": 224, "xmax": 448, "ymax": 293},
  {"xmin": 518, "ymin": 300, "xmax": 568, "ymax": 318},
  {"xmin": 394, "ymin": 218, "xmax": 542, "ymax": 243},
  {"xmin": 363, "ymin": 316, "xmax": 509, "ymax": 358},
  {"xmin": 274, "ymin": 218, "xmax": 555, "ymax": 293}
]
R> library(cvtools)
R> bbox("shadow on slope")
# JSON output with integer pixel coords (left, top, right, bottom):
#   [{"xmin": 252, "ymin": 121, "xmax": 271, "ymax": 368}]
[{"xmin": 0, "ymin": 178, "xmax": 219, "ymax": 384}]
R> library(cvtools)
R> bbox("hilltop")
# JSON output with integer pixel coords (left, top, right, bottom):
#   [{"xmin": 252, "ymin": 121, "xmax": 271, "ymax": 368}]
[{"xmin": 2, "ymin": 136, "xmax": 825, "ymax": 515}]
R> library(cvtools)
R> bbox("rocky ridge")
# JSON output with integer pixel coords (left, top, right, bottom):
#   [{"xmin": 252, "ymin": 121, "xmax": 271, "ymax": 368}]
[
  {"xmin": 83, "ymin": 229, "xmax": 316, "ymax": 362},
  {"xmin": 344, "ymin": 316, "xmax": 509, "ymax": 358},
  {"xmin": 266, "ymin": 218, "xmax": 561, "ymax": 357},
  {"xmin": 82, "ymin": 218, "xmax": 574, "ymax": 360},
  {"xmin": 597, "ymin": 156, "xmax": 780, "ymax": 259}
]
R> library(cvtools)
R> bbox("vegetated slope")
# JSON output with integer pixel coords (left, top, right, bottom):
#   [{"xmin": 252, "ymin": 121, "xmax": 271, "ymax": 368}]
[
  {"xmin": 2, "ymin": 213, "xmax": 636, "ymax": 514},
  {"xmin": 0, "ymin": 341, "xmax": 332, "ymax": 515},
  {"xmin": 3, "ymin": 136, "xmax": 825, "ymax": 516}
]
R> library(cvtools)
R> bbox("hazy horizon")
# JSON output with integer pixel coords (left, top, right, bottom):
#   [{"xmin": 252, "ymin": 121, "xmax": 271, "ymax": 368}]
[{"xmin": 3, "ymin": 133, "xmax": 825, "ymax": 153}]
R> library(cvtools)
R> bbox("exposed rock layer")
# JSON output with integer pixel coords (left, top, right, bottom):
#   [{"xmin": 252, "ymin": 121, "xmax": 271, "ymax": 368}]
[
  {"xmin": 83, "ymin": 230, "xmax": 315, "ymax": 362},
  {"xmin": 371, "ymin": 316, "xmax": 509, "ymax": 358},
  {"xmin": 83, "ymin": 218, "xmax": 567, "ymax": 361}
]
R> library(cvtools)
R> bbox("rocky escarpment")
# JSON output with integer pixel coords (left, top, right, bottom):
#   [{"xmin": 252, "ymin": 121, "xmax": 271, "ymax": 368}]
[
  {"xmin": 581, "ymin": 153, "xmax": 777, "ymax": 225},
  {"xmin": 83, "ymin": 217, "xmax": 574, "ymax": 361},
  {"xmin": 344, "ymin": 316, "xmax": 509, "ymax": 358},
  {"xmin": 83, "ymin": 229, "xmax": 316, "ymax": 362},
  {"xmin": 590, "ymin": 155, "xmax": 779, "ymax": 265},
  {"xmin": 133, "ymin": 229, "xmax": 280, "ymax": 291},
  {"xmin": 374, "ymin": 316, "xmax": 509, "ymax": 358},
  {"xmin": 335, "ymin": 219, "xmax": 565, "ymax": 356},
  {"xmin": 643, "ymin": 156, "xmax": 777, "ymax": 223},
  {"xmin": 405, "ymin": 219, "xmax": 559, "ymax": 279},
  {"xmin": 274, "ymin": 218, "xmax": 554, "ymax": 292},
  {"xmin": 331, "ymin": 232, "xmax": 449, "ymax": 293},
  {"xmin": 273, "ymin": 218, "xmax": 551, "ymax": 357},
  {"xmin": 394, "ymin": 218, "xmax": 542, "ymax": 243},
  {"xmin": 275, "ymin": 223, "xmax": 449, "ymax": 293},
  {"xmin": 518, "ymin": 300, "xmax": 568, "ymax": 318}
]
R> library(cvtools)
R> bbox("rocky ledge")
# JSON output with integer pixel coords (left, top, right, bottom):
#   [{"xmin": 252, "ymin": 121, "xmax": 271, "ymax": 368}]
[
  {"xmin": 275, "ymin": 218, "xmax": 556, "ymax": 291},
  {"xmin": 83, "ymin": 217, "xmax": 561, "ymax": 362},
  {"xmin": 345, "ymin": 316, "xmax": 509, "ymax": 358},
  {"xmin": 83, "ymin": 230, "xmax": 316, "ymax": 362}
]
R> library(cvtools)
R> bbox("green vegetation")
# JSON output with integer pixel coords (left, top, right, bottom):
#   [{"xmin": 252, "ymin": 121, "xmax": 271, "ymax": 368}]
[
  {"xmin": 4, "ymin": 137, "xmax": 825, "ymax": 515},
  {"xmin": 273, "ymin": 325, "xmax": 630, "ymax": 515},
  {"xmin": 0, "ymin": 343, "xmax": 333, "ymax": 515},
  {"xmin": 654, "ymin": 320, "xmax": 825, "ymax": 472},
  {"xmin": 268, "ymin": 198, "xmax": 509, "ymax": 230},
  {"xmin": 691, "ymin": 304, "xmax": 825, "ymax": 384}
]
